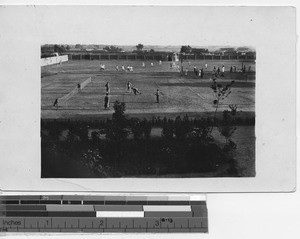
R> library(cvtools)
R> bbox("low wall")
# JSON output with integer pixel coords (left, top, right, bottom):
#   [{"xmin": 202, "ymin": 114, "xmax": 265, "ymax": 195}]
[
  {"xmin": 67, "ymin": 53, "xmax": 256, "ymax": 61},
  {"xmin": 41, "ymin": 55, "xmax": 68, "ymax": 66}
]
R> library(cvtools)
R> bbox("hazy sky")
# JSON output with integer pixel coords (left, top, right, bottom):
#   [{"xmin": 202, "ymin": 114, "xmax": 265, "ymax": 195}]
[{"xmin": 1, "ymin": 5, "xmax": 291, "ymax": 48}]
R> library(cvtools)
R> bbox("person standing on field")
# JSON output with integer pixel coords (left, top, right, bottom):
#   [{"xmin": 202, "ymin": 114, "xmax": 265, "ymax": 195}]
[
  {"xmin": 155, "ymin": 89, "xmax": 160, "ymax": 103},
  {"xmin": 105, "ymin": 82, "xmax": 110, "ymax": 94},
  {"xmin": 104, "ymin": 93, "xmax": 109, "ymax": 110},
  {"xmin": 212, "ymin": 66, "xmax": 217, "ymax": 78},
  {"xmin": 193, "ymin": 65, "xmax": 197, "ymax": 76},
  {"xmin": 126, "ymin": 81, "xmax": 132, "ymax": 92},
  {"xmin": 221, "ymin": 65, "xmax": 225, "ymax": 77},
  {"xmin": 53, "ymin": 98, "xmax": 59, "ymax": 110}
]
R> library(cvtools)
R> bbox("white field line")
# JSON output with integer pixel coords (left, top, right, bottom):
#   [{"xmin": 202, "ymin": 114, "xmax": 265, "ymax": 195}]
[{"xmin": 176, "ymin": 77, "xmax": 206, "ymax": 100}]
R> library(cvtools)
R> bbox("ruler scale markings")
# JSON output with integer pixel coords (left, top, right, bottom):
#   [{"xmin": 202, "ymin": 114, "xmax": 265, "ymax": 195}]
[
  {"xmin": 0, "ymin": 196, "xmax": 208, "ymax": 233},
  {"xmin": 96, "ymin": 211, "xmax": 144, "ymax": 218}
]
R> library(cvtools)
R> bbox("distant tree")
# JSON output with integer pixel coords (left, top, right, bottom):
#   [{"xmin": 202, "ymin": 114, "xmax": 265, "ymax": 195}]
[
  {"xmin": 136, "ymin": 43, "xmax": 144, "ymax": 51},
  {"xmin": 54, "ymin": 44, "xmax": 67, "ymax": 54},
  {"xmin": 180, "ymin": 45, "xmax": 192, "ymax": 54},
  {"xmin": 75, "ymin": 44, "xmax": 82, "ymax": 49},
  {"xmin": 103, "ymin": 46, "xmax": 110, "ymax": 52},
  {"xmin": 103, "ymin": 45, "xmax": 124, "ymax": 52},
  {"xmin": 149, "ymin": 49, "xmax": 155, "ymax": 53},
  {"xmin": 191, "ymin": 48, "xmax": 208, "ymax": 54},
  {"xmin": 53, "ymin": 44, "xmax": 59, "ymax": 53},
  {"xmin": 66, "ymin": 45, "xmax": 70, "ymax": 50}
]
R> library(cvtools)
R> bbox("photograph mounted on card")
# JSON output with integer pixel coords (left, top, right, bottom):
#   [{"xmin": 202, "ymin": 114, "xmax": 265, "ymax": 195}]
[{"xmin": 0, "ymin": 6, "xmax": 296, "ymax": 193}]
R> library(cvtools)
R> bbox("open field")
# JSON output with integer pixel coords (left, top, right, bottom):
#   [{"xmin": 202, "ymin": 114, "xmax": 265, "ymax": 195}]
[{"xmin": 41, "ymin": 60, "xmax": 255, "ymax": 120}]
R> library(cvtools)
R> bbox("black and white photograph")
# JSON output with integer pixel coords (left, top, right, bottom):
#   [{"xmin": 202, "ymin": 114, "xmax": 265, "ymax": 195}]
[
  {"xmin": 0, "ymin": 5, "xmax": 296, "ymax": 193},
  {"xmin": 0, "ymin": 3, "xmax": 298, "ymax": 239},
  {"xmin": 41, "ymin": 43, "xmax": 256, "ymax": 178}
]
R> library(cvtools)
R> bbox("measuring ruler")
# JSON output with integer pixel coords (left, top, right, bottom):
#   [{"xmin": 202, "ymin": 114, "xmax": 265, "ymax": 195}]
[{"xmin": 0, "ymin": 195, "xmax": 208, "ymax": 233}]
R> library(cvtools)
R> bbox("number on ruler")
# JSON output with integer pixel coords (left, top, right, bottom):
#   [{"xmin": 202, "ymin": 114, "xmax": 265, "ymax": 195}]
[{"xmin": 161, "ymin": 218, "xmax": 173, "ymax": 223}]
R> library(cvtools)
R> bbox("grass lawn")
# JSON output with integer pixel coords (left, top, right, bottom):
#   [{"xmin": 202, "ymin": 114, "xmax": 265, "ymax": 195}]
[{"xmin": 41, "ymin": 60, "xmax": 255, "ymax": 120}]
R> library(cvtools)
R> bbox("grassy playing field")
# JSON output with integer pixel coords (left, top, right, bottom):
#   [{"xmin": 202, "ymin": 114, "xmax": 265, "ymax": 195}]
[{"xmin": 41, "ymin": 59, "xmax": 255, "ymax": 120}]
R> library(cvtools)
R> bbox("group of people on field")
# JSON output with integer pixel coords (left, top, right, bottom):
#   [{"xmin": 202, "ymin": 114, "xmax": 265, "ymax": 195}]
[
  {"xmin": 115, "ymin": 64, "xmax": 134, "ymax": 72},
  {"xmin": 54, "ymin": 60, "xmax": 253, "ymax": 111},
  {"xmin": 104, "ymin": 81, "xmax": 160, "ymax": 110},
  {"xmin": 212, "ymin": 65, "xmax": 225, "ymax": 79},
  {"xmin": 192, "ymin": 65, "xmax": 205, "ymax": 78},
  {"xmin": 229, "ymin": 64, "xmax": 250, "ymax": 73},
  {"xmin": 126, "ymin": 81, "xmax": 141, "ymax": 95}
]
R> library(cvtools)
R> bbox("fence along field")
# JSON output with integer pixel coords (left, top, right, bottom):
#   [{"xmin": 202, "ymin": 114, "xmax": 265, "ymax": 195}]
[
  {"xmin": 41, "ymin": 59, "xmax": 255, "ymax": 120},
  {"xmin": 66, "ymin": 52, "xmax": 255, "ymax": 61}
]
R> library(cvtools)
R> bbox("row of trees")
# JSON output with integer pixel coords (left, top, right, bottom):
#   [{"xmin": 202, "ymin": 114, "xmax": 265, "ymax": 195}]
[
  {"xmin": 42, "ymin": 44, "xmax": 254, "ymax": 55},
  {"xmin": 180, "ymin": 45, "xmax": 209, "ymax": 54},
  {"xmin": 41, "ymin": 100, "xmax": 242, "ymax": 177}
]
